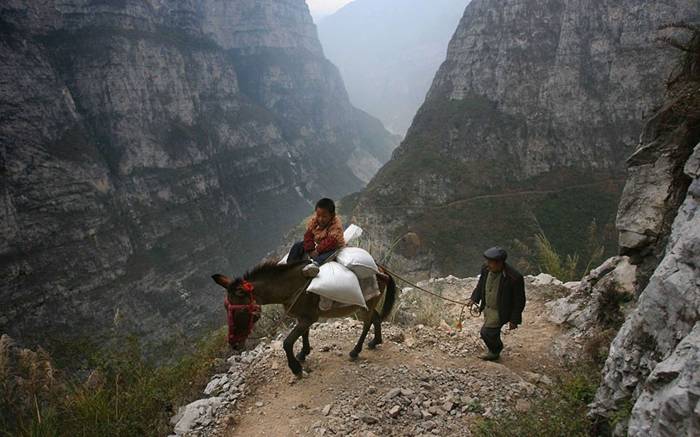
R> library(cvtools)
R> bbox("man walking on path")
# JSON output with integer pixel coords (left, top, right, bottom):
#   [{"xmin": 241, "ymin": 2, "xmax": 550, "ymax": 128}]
[{"xmin": 467, "ymin": 247, "xmax": 526, "ymax": 361}]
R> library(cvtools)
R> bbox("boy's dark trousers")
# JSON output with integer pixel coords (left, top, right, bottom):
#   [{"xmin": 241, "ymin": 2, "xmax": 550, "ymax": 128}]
[
  {"xmin": 288, "ymin": 241, "xmax": 335, "ymax": 264},
  {"xmin": 480, "ymin": 325, "xmax": 504, "ymax": 355}
]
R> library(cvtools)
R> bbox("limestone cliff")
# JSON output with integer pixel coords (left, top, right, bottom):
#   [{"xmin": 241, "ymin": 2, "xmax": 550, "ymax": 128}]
[
  {"xmin": 589, "ymin": 26, "xmax": 700, "ymax": 436},
  {"xmin": 0, "ymin": 0, "xmax": 397, "ymax": 351},
  {"xmin": 544, "ymin": 24, "xmax": 699, "ymax": 435},
  {"xmin": 347, "ymin": 0, "xmax": 700, "ymax": 277}
]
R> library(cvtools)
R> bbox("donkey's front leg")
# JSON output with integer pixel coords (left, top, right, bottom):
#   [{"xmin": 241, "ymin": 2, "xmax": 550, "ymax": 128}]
[
  {"xmin": 296, "ymin": 327, "xmax": 312, "ymax": 362},
  {"xmin": 283, "ymin": 322, "xmax": 310, "ymax": 376},
  {"xmin": 349, "ymin": 313, "xmax": 373, "ymax": 360}
]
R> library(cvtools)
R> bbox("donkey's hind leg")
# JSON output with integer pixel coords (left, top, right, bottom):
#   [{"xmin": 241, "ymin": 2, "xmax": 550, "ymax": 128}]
[
  {"xmin": 367, "ymin": 310, "xmax": 383, "ymax": 350},
  {"xmin": 349, "ymin": 311, "xmax": 372, "ymax": 360},
  {"xmin": 296, "ymin": 327, "xmax": 312, "ymax": 362}
]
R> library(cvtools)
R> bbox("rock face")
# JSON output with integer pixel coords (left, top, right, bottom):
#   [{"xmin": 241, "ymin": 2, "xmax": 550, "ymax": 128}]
[
  {"xmin": 0, "ymin": 0, "xmax": 397, "ymax": 350},
  {"xmin": 348, "ymin": 0, "xmax": 700, "ymax": 277},
  {"xmin": 616, "ymin": 78, "xmax": 700, "ymax": 290},
  {"xmin": 318, "ymin": 0, "xmax": 470, "ymax": 135},
  {"xmin": 591, "ymin": 143, "xmax": 700, "ymax": 435},
  {"xmin": 627, "ymin": 324, "xmax": 700, "ymax": 437},
  {"xmin": 589, "ymin": 27, "xmax": 700, "ymax": 436}
]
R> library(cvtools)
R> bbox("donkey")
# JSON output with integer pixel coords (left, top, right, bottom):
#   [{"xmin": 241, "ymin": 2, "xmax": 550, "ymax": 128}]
[{"xmin": 212, "ymin": 260, "xmax": 397, "ymax": 376}]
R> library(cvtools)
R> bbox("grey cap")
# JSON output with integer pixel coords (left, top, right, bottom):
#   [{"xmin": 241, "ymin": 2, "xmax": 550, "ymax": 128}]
[{"xmin": 483, "ymin": 246, "xmax": 507, "ymax": 261}]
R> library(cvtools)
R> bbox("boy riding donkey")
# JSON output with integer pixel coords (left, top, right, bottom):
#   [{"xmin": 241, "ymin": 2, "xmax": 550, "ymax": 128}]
[
  {"xmin": 213, "ymin": 197, "xmax": 397, "ymax": 371},
  {"xmin": 288, "ymin": 198, "xmax": 345, "ymax": 277}
]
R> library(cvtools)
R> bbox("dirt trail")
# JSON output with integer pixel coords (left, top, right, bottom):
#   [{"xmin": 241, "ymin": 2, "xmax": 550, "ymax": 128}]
[
  {"xmin": 214, "ymin": 277, "xmax": 571, "ymax": 437},
  {"xmin": 366, "ymin": 178, "xmax": 623, "ymax": 210}
]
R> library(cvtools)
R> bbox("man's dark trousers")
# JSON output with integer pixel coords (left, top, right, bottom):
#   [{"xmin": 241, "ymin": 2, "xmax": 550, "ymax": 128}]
[{"xmin": 480, "ymin": 325, "xmax": 503, "ymax": 355}]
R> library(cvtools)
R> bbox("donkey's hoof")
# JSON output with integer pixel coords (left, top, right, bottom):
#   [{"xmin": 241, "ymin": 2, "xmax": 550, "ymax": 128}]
[
  {"xmin": 348, "ymin": 350, "xmax": 359, "ymax": 361},
  {"xmin": 288, "ymin": 372, "xmax": 305, "ymax": 384},
  {"xmin": 290, "ymin": 362, "xmax": 303, "ymax": 376},
  {"xmin": 295, "ymin": 352, "xmax": 307, "ymax": 362},
  {"xmin": 368, "ymin": 340, "xmax": 382, "ymax": 350}
]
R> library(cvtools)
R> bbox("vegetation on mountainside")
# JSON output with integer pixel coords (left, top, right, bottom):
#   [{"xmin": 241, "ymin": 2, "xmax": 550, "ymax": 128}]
[
  {"xmin": 513, "ymin": 219, "xmax": 609, "ymax": 282},
  {"xmin": 1, "ymin": 329, "xmax": 230, "ymax": 437},
  {"xmin": 367, "ymin": 95, "xmax": 525, "ymax": 201},
  {"xmin": 411, "ymin": 183, "xmax": 619, "ymax": 278},
  {"xmin": 347, "ymin": 136, "xmax": 623, "ymax": 277}
]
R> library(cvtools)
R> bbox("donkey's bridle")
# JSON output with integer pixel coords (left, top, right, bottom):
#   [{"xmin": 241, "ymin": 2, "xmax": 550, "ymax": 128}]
[{"xmin": 224, "ymin": 280, "xmax": 261, "ymax": 345}]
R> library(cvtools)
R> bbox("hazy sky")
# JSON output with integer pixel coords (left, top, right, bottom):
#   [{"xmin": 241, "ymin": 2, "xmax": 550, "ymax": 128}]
[{"xmin": 306, "ymin": 0, "xmax": 354, "ymax": 21}]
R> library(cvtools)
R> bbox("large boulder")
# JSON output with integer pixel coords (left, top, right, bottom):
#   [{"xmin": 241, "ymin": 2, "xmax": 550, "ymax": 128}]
[{"xmin": 546, "ymin": 256, "xmax": 636, "ymax": 331}]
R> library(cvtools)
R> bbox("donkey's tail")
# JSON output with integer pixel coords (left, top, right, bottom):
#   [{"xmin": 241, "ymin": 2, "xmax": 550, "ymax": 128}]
[{"xmin": 379, "ymin": 272, "xmax": 397, "ymax": 321}]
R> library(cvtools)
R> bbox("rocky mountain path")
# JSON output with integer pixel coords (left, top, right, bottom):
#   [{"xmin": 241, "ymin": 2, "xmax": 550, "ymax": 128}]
[
  {"xmin": 206, "ymin": 276, "xmax": 573, "ymax": 437},
  {"xmin": 367, "ymin": 178, "xmax": 623, "ymax": 210}
]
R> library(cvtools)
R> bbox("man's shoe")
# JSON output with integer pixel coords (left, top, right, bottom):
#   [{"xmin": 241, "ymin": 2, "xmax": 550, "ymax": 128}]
[
  {"xmin": 479, "ymin": 352, "xmax": 500, "ymax": 361},
  {"xmin": 302, "ymin": 262, "xmax": 320, "ymax": 278}
]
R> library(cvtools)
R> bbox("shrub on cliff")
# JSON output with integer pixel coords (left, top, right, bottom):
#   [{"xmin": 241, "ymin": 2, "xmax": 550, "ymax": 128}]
[{"xmin": 0, "ymin": 329, "xmax": 229, "ymax": 436}]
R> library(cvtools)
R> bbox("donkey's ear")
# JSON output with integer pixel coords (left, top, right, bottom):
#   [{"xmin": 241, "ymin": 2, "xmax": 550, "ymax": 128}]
[{"xmin": 212, "ymin": 274, "xmax": 232, "ymax": 288}]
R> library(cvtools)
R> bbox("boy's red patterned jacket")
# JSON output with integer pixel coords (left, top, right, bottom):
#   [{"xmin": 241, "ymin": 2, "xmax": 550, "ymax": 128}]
[{"xmin": 303, "ymin": 215, "xmax": 345, "ymax": 254}]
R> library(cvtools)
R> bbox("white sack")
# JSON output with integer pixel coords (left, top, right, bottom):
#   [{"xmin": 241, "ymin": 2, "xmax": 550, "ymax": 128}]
[
  {"xmin": 336, "ymin": 247, "xmax": 379, "ymax": 278},
  {"xmin": 307, "ymin": 261, "xmax": 366, "ymax": 308},
  {"xmin": 343, "ymin": 224, "xmax": 363, "ymax": 245}
]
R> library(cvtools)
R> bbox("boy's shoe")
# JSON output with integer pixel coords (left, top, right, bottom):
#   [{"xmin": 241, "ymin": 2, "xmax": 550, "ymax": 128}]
[
  {"xmin": 302, "ymin": 262, "xmax": 320, "ymax": 278},
  {"xmin": 479, "ymin": 352, "xmax": 500, "ymax": 361}
]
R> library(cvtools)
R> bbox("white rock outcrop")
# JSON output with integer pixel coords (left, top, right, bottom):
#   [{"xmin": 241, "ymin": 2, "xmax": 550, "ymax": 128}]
[
  {"xmin": 591, "ymin": 144, "xmax": 700, "ymax": 436},
  {"xmin": 546, "ymin": 256, "xmax": 636, "ymax": 330},
  {"xmin": 170, "ymin": 343, "xmax": 267, "ymax": 436}
]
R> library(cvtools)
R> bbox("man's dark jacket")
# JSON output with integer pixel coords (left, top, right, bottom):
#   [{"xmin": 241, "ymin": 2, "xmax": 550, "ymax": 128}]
[{"xmin": 470, "ymin": 263, "xmax": 526, "ymax": 325}]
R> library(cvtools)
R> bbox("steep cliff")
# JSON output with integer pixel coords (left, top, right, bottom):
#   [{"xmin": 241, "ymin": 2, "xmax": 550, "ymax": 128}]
[
  {"xmin": 348, "ymin": 0, "xmax": 700, "ymax": 277},
  {"xmin": 589, "ymin": 26, "xmax": 700, "ymax": 436},
  {"xmin": 0, "ymin": 0, "xmax": 397, "ymax": 351}
]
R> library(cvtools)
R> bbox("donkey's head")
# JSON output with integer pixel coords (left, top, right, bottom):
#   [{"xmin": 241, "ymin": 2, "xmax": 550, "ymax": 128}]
[
  {"xmin": 212, "ymin": 260, "xmax": 309, "ymax": 348},
  {"xmin": 212, "ymin": 274, "xmax": 261, "ymax": 350}
]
